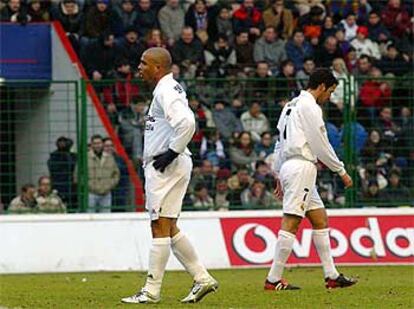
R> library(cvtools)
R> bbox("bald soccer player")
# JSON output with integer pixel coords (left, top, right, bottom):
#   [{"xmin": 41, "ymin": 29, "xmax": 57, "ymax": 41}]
[{"xmin": 121, "ymin": 48, "xmax": 218, "ymax": 304}]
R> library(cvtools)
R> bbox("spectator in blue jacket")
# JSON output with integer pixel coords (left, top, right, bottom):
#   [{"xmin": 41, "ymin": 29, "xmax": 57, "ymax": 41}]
[{"xmin": 285, "ymin": 29, "xmax": 313, "ymax": 70}]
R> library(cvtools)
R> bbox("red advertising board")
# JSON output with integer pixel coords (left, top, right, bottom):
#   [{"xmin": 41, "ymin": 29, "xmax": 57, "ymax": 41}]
[{"xmin": 220, "ymin": 215, "xmax": 414, "ymax": 266}]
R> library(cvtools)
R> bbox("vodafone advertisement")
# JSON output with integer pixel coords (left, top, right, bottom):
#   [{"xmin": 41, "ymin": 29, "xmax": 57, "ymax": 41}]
[{"xmin": 220, "ymin": 212, "xmax": 414, "ymax": 266}]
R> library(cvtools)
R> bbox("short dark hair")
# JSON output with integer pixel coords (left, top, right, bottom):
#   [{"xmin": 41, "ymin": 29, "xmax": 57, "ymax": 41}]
[
  {"xmin": 307, "ymin": 68, "xmax": 338, "ymax": 90},
  {"xmin": 91, "ymin": 134, "xmax": 103, "ymax": 143},
  {"xmin": 22, "ymin": 183, "xmax": 35, "ymax": 193}
]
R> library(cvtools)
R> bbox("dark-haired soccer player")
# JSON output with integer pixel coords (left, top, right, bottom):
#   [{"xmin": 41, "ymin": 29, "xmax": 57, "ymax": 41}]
[{"xmin": 265, "ymin": 68, "xmax": 357, "ymax": 290}]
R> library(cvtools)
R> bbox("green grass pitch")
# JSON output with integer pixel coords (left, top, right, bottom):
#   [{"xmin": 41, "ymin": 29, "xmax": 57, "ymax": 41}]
[{"xmin": 1, "ymin": 266, "xmax": 413, "ymax": 308}]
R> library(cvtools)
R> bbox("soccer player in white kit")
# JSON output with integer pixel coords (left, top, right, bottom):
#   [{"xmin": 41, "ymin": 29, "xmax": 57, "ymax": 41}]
[
  {"xmin": 265, "ymin": 68, "xmax": 357, "ymax": 290},
  {"xmin": 121, "ymin": 48, "xmax": 218, "ymax": 304}
]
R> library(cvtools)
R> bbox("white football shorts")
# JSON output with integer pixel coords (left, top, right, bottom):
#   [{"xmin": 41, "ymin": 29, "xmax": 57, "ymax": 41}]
[
  {"xmin": 145, "ymin": 154, "xmax": 192, "ymax": 220},
  {"xmin": 279, "ymin": 158, "xmax": 324, "ymax": 218}
]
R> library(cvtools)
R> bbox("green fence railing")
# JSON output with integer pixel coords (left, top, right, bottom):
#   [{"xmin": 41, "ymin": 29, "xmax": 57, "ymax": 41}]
[{"xmin": 0, "ymin": 76, "xmax": 412, "ymax": 214}]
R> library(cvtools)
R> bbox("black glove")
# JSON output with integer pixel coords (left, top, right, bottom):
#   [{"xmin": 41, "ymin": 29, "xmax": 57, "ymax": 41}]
[{"xmin": 153, "ymin": 149, "xmax": 179, "ymax": 172}]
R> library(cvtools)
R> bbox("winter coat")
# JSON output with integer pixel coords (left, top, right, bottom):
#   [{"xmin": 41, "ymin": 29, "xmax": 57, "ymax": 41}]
[
  {"xmin": 158, "ymin": 4, "xmax": 185, "ymax": 41},
  {"xmin": 253, "ymin": 37, "xmax": 287, "ymax": 68},
  {"xmin": 87, "ymin": 151, "xmax": 120, "ymax": 195},
  {"xmin": 212, "ymin": 108, "xmax": 243, "ymax": 140}
]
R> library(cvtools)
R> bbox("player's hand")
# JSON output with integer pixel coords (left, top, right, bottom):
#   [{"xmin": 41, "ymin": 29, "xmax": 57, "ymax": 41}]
[
  {"xmin": 341, "ymin": 173, "xmax": 353, "ymax": 189},
  {"xmin": 153, "ymin": 149, "xmax": 179, "ymax": 173},
  {"xmin": 273, "ymin": 178, "xmax": 283, "ymax": 200}
]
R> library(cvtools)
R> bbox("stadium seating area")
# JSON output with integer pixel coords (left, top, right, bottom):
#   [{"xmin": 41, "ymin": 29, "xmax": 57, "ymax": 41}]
[{"xmin": 0, "ymin": 0, "xmax": 413, "ymax": 213}]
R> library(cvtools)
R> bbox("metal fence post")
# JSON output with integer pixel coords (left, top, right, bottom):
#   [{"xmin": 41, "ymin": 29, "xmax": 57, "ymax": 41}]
[{"xmin": 79, "ymin": 79, "xmax": 88, "ymax": 212}]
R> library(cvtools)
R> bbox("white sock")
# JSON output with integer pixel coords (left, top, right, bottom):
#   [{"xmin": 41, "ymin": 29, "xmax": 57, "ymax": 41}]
[
  {"xmin": 171, "ymin": 232, "xmax": 210, "ymax": 282},
  {"xmin": 267, "ymin": 230, "xmax": 295, "ymax": 283},
  {"xmin": 312, "ymin": 228, "xmax": 339, "ymax": 280},
  {"xmin": 144, "ymin": 237, "xmax": 171, "ymax": 297}
]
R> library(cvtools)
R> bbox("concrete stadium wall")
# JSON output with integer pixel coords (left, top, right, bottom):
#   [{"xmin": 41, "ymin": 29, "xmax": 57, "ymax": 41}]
[{"xmin": 0, "ymin": 209, "xmax": 413, "ymax": 274}]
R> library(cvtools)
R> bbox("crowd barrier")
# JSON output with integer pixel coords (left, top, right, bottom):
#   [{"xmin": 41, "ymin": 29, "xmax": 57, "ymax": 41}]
[{"xmin": 1, "ymin": 208, "xmax": 413, "ymax": 274}]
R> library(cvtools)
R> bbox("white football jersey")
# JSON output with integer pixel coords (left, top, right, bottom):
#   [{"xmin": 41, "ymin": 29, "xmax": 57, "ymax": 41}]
[
  {"xmin": 273, "ymin": 90, "xmax": 345, "ymax": 176},
  {"xmin": 143, "ymin": 73, "xmax": 195, "ymax": 164}
]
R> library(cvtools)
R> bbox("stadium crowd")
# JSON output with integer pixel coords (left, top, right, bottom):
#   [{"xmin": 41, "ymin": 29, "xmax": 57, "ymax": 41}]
[{"xmin": 1, "ymin": 0, "xmax": 413, "ymax": 212}]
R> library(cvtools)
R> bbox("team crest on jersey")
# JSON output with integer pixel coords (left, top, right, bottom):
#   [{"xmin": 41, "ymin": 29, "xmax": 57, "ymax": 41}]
[{"xmin": 173, "ymin": 84, "xmax": 184, "ymax": 93}]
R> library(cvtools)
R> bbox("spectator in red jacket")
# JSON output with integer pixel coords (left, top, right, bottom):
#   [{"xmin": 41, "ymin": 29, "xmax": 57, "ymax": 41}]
[
  {"xmin": 381, "ymin": 0, "xmax": 412, "ymax": 38},
  {"xmin": 233, "ymin": 0, "xmax": 264, "ymax": 42},
  {"xmin": 359, "ymin": 66, "xmax": 391, "ymax": 125}
]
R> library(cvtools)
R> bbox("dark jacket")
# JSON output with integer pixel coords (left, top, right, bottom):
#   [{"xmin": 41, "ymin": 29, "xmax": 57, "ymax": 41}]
[
  {"xmin": 171, "ymin": 38, "xmax": 204, "ymax": 65},
  {"xmin": 135, "ymin": 7, "xmax": 158, "ymax": 37},
  {"xmin": 115, "ymin": 37, "xmax": 145, "ymax": 70},
  {"xmin": 112, "ymin": 6, "xmax": 138, "ymax": 37},
  {"xmin": 285, "ymin": 40, "xmax": 313, "ymax": 70},
  {"xmin": 48, "ymin": 150, "xmax": 77, "ymax": 203},
  {"xmin": 83, "ymin": 39, "xmax": 116, "ymax": 77},
  {"xmin": 82, "ymin": 6, "xmax": 113, "ymax": 38},
  {"xmin": 51, "ymin": 2, "xmax": 83, "ymax": 34},
  {"xmin": 379, "ymin": 55, "xmax": 410, "ymax": 76}
]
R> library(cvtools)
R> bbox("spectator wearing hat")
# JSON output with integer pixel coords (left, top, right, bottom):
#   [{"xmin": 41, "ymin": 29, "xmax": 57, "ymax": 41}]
[
  {"xmin": 339, "ymin": 12, "xmax": 358, "ymax": 41},
  {"xmin": 229, "ymin": 131, "xmax": 258, "ymax": 170},
  {"xmin": 351, "ymin": 26, "xmax": 381, "ymax": 60},
  {"xmin": 27, "ymin": 0, "xmax": 50, "ymax": 22},
  {"xmin": 51, "ymin": 0, "xmax": 83, "ymax": 53},
  {"xmin": 367, "ymin": 10, "xmax": 391, "ymax": 43},
  {"xmin": 211, "ymin": 98, "xmax": 242, "ymax": 141},
  {"xmin": 48, "ymin": 136, "xmax": 77, "ymax": 210},
  {"xmin": 241, "ymin": 180, "xmax": 277, "ymax": 209},
  {"xmin": 381, "ymin": 0, "xmax": 412, "ymax": 39},
  {"xmin": 285, "ymin": 29, "xmax": 313, "ymax": 71},
  {"xmin": 8, "ymin": 184, "xmax": 37, "ymax": 214},
  {"xmin": 158, "ymin": 0, "xmax": 185, "ymax": 46},
  {"xmin": 253, "ymin": 26, "xmax": 287, "ymax": 74},
  {"xmin": 135, "ymin": 0, "xmax": 158, "ymax": 38},
  {"xmin": 171, "ymin": 26, "xmax": 204, "ymax": 78},
  {"xmin": 112, "ymin": 0, "xmax": 138, "ymax": 37},
  {"xmin": 35, "ymin": 176, "xmax": 66, "ymax": 213},
  {"xmin": 240, "ymin": 101, "xmax": 270, "ymax": 143},
  {"xmin": 234, "ymin": 30, "xmax": 255, "ymax": 72},
  {"xmin": 262, "ymin": 0, "xmax": 294, "ymax": 40},
  {"xmin": 82, "ymin": 0, "xmax": 113, "ymax": 39},
  {"xmin": 233, "ymin": 0, "xmax": 264, "ymax": 42},
  {"xmin": 204, "ymin": 33, "xmax": 237, "ymax": 78}
]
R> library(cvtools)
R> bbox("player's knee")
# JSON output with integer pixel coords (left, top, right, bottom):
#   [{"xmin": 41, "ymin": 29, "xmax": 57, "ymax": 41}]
[
  {"xmin": 151, "ymin": 218, "xmax": 171, "ymax": 237},
  {"xmin": 311, "ymin": 217, "xmax": 328, "ymax": 229},
  {"xmin": 281, "ymin": 214, "xmax": 302, "ymax": 235}
]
